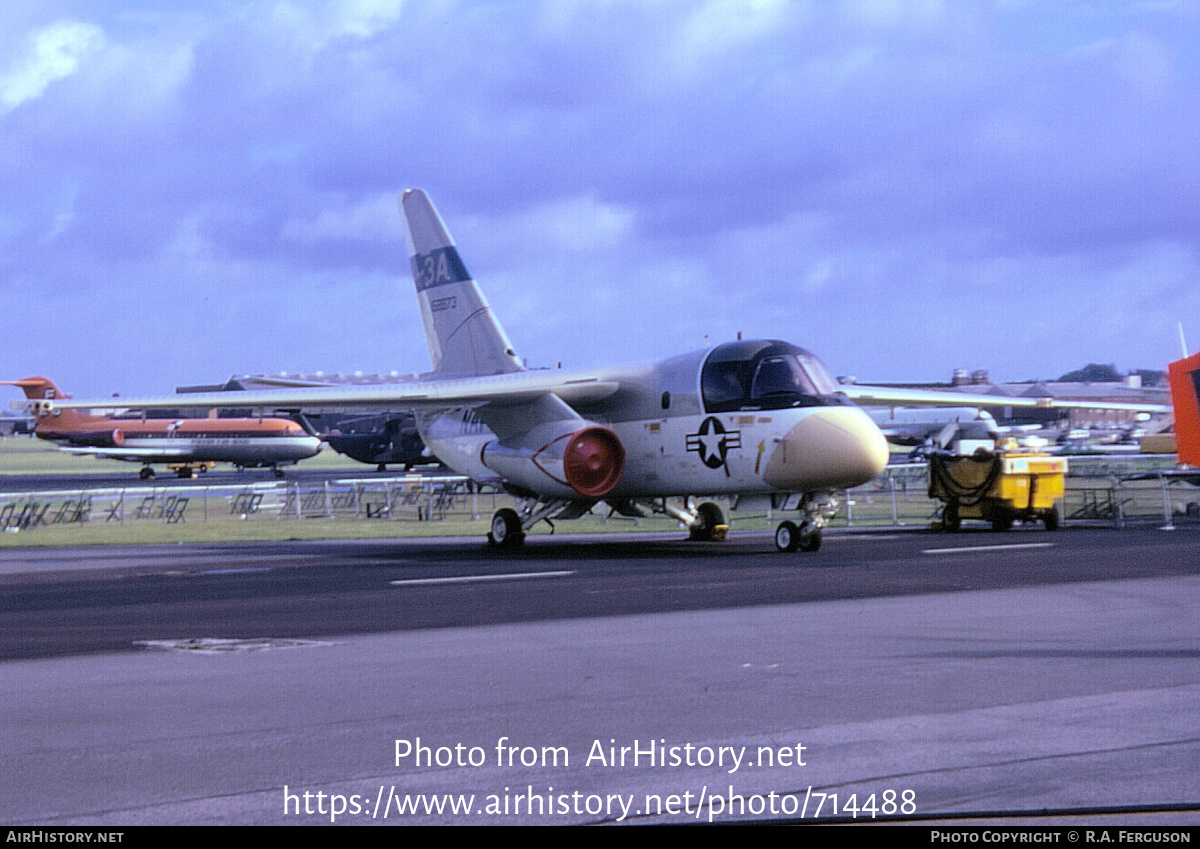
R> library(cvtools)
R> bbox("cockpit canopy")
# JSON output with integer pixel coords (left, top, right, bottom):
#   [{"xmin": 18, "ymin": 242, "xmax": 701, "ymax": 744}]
[{"xmin": 701, "ymin": 340, "xmax": 843, "ymax": 413}]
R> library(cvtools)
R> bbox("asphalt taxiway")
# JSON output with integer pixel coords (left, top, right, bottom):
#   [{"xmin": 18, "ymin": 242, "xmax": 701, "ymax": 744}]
[{"xmin": 1, "ymin": 527, "xmax": 1197, "ymax": 824}]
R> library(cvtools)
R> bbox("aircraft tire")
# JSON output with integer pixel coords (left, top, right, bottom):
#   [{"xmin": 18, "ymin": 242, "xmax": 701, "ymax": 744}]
[
  {"xmin": 688, "ymin": 502, "xmax": 725, "ymax": 541},
  {"xmin": 774, "ymin": 520, "xmax": 800, "ymax": 552},
  {"xmin": 797, "ymin": 527, "xmax": 821, "ymax": 553},
  {"xmin": 139, "ymin": 467, "xmax": 155, "ymax": 480},
  {"xmin": 488, "ymin": 508, "xmax": 525, "ymax": 549}
]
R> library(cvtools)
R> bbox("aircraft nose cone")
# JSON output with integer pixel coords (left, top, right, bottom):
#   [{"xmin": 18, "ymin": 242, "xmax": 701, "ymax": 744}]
[{"xmin": 762, "ymin": 406, "xmax": 889, "ymax": 491}]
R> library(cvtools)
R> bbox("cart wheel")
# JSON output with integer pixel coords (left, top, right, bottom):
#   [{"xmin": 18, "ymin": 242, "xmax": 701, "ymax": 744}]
[
  {"xmin": 1043, "ymin": 506, "xmax": 1059, "ymax": 531},
  {"xmin": 943, "ymin": 501, "xmax": 960, "ymax": 532},
  {"xmin": 991, "ymin": 515, "xmax": 1013, "ymax": 531}
]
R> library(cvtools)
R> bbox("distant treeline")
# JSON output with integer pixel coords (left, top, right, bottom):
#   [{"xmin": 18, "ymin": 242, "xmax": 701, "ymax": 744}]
[{"xmin": 1055, "ymin": 364, "xmax": 1166, "ymax": 387}]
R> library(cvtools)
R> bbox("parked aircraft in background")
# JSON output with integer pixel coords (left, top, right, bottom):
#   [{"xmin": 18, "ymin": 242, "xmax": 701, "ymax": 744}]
[
  {"xmin": 35, "ymin": 190, "xmax": 1171, "ymax": 552},
  {"xmin": 0, "ymin": 408, "xmax": 35, "ymax": 437},
  {"xmin": 176, "ymin": 376, "xmax": 435, "ymax": 471},
  {"xmin": 5, "ymin": 377, "xmax": 322, "ymax": 479},
  {"xmin": 867, "ymin": 405, "xmax": 1164, "ymax": 458},
  {"xmin": 316, "ymin": 412, "xmax": 433, "ymax": 470},
  {"xmin": 867, "ymin": 406, "xmax": 996, "ymax": 446}
]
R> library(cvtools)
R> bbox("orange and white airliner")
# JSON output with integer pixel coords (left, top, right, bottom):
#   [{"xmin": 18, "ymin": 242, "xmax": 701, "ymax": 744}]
[{"xmin": 4, "ymin": 377, "xmax": 322, "ymax": 479}]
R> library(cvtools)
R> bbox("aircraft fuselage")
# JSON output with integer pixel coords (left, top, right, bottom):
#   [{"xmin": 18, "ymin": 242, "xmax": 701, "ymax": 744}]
[
  {"xmin": 419, "ymin": 340, "xmax": 889, "ymax": 501},
  {"xmin": 35, "ymin": 418, "xmax": 324, "ymax": 467}
]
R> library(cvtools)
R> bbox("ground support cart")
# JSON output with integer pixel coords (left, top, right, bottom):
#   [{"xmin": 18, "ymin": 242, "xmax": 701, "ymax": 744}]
[{"xmin": 929, "ymin": 451, "xmax": 1067, "ymax": 531}]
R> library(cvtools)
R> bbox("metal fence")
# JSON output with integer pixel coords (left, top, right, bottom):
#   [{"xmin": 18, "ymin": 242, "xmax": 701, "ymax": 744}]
[
  {"xmin": 2, "ymin": 461, "xmax": 1198, "ymax": 534},
  {"xmin": 0, "ymin": 475, "xmax": 493, "ymax": 533},
  {"xmin": 834, "ymin": 459, "xmax": 1200, "ymax": 530}
]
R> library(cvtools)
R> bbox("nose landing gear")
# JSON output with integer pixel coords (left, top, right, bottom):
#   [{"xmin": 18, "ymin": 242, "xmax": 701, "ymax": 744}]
[
  {"xmin": 774, "ymin": 520, "xmax": 821, "ymax": 552},
  {"xmin": 773, "ymin": 492, "xmax": 835, "ymax": 554}
]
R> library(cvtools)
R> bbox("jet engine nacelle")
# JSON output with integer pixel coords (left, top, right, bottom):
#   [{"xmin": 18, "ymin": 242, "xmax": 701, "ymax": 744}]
[{"xmin": 481, "ymin": 421, "xmax": 625, "ymax": 499}]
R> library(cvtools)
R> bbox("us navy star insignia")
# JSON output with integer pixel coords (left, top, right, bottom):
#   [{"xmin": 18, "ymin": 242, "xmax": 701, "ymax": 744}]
[{"xmin": 686, "ymin": 416, "xmax": 741, "ymax": 475}]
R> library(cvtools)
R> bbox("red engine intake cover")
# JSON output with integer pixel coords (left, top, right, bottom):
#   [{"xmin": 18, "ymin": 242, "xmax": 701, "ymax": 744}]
[{"xmin": 562, "ymin": 427, "xmax": 625, "ymax": 497}]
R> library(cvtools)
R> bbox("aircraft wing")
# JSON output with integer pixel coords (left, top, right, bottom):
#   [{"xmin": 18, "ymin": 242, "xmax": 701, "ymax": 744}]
[
  {"xmin": 840, "ymin": 384, "xmax": 1169, "ymax": 414},
  {"xmin": 46, "ymin": 376, "xmax": 1168, "ymax": 418},
  {"xmin": 38, "ymin": 372, "xmax": 623, "ymax": 416}
]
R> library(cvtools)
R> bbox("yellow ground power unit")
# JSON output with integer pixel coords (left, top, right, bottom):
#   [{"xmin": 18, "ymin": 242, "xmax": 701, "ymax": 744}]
[{"xmin": 928, "ymin": 451, "xmax": 1067, "ymax": 531}]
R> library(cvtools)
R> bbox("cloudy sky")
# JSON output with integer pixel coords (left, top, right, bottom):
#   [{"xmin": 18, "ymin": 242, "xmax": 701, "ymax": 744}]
[{"xmin": 2, "ymin": 0, "xmax": 1199, "ymax": 399}]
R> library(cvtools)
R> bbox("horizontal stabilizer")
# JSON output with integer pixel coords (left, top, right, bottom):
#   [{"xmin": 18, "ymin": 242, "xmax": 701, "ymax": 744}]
[{"xmin": 1, "ymin": 377, "xmax": 66, "ymax": 400}]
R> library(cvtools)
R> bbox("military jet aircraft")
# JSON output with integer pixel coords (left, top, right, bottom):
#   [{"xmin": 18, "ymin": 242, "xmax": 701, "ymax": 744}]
[{"xmin": 35, "ymin": 189, "xmax": 1169, "ymax": 551}]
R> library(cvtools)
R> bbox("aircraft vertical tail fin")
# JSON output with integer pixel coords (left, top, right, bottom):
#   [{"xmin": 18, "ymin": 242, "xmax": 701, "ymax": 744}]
[
  {"xmin": 1168, "ymin": 352, "xmax": 1200, "ymax": 466},
  {"xmin": 400, "ymin": 189, "xmax": 523, "ymax": 376},
  {"xmin": 1, "ymin": 377, "xmax": 97, "ymax": 433}
]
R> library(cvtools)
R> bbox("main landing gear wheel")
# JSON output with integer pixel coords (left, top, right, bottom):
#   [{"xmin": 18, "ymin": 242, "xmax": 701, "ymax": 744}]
[
  {"xmin": 488, "ymin": 508, "xmax": 525, "ymax": 549},
  {"xmin": 139, "ymin": 467, "xmax": 155, "ymax": 480},
  {"xmin": 775, "ymin": 520, "xmax": 820, "ymax": 552},
  {"xmin": 774, "ymin": 520, "xmax": 800, "ymax": 552},
  {"xmin": 688, "ymin": 502, "xmax": 725, "ymax": 542}
]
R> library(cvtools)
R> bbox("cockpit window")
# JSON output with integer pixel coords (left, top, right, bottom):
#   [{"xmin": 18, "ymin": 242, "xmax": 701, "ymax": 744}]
[
  {"xmin": 701, "ymin": 360, "xmax": 752, "ymax": 410},
  {"xmin": 797, "ymin": 354, "xmax": 837, "ymax": 396},
  {"xmin": 702, "ymin": 341, "xmax": 842, "ymax": 413},
  {"xmin": 752, "ymin": 356, "xmax": 813, "ymax": 400}
]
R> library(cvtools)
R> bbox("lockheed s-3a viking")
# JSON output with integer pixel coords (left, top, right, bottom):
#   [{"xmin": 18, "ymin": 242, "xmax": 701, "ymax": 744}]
[{"xmin": 38, "ymin": 189, "xmax": 1001, "ymax": 552}]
